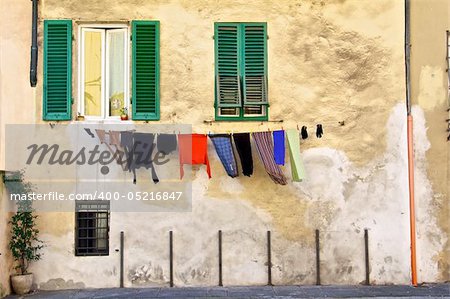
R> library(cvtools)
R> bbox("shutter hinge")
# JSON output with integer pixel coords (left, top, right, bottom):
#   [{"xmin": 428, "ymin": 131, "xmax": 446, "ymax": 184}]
[
  {"xmin": 130, "ymin": 35, "xmax": 132, "ymax": 41},
  {"xmin": 71, "ymin": 97, "xmax": 74, "ymax": 104},
  {"xmin": 212, "ymin": 35, "xmax": 215, "ymax": 40}
]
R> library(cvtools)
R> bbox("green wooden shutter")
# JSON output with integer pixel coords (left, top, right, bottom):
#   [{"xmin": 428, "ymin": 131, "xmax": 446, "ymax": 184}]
[
  {"xmin": 215, "ymin": 23, "xmax": 241, "ymax": 108},
  {"xmin": 242, "ymin": 23, "xmax": 268, "ymax": 105},
  {"xmin": 43, "ymin": 20, "xmax": 72, "ymax": 120},
  {"xmin": 132, "ymin": 20, "xmax": 160, "ymax": 120}
]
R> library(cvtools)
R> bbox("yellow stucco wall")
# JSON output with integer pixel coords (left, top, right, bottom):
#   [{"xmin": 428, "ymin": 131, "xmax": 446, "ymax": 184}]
[
  {"xmin": 0, "ymin": 0, "xmax": 448, "ymax": 292},
  {"xmin": 0, "ymin": 0, "xmax": 31, "ymax": 293},
  {"xmin": 410, "ymin": 0, "xmax": 450, "ymax": 281}
]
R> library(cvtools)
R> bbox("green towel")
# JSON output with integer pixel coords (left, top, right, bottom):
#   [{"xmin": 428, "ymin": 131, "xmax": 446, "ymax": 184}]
[{"xmin": 286, "ymin": 129, "xmax": 306, "ymax": 182}]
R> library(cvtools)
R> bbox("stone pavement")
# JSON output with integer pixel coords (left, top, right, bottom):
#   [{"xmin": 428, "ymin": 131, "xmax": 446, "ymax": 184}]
[{"xmin": 6, "ymin": 284, "xmax": 450, "ymax": 298}]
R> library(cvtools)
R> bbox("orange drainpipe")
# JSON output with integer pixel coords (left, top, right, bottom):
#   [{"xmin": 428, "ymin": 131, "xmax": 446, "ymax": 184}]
[
  {"xmin": 407, "ymin": 115, "xmax": 418, "ymax": 286},
  {"xmin": 405, "ymin": 0, "xmax": 418, "ymax": 286}
]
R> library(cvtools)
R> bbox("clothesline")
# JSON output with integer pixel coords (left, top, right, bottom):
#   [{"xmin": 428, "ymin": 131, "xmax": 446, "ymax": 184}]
[
  {"xmin": 193, "ymin": 126, "xmax": 325, "ymax": 139},
  {"xmin": 94, "ymin": 127, "xmax": 325, "ymax": 140},
  {"xmin": 203, "ymin": 120, "xmax": 347, "ymax": 127},
  {"xmin": 94, "ymin": 129, "xmax": 308, "ymax": 185}
]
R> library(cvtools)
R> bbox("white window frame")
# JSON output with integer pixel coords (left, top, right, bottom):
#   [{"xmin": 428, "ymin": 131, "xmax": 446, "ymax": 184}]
[
  {"xmin": 218, "ymin": 107, "xmax": 239, "ymax": 117},
  {"xmin": 78, "ymin": 24, "xmax": 130, "ymax": 121},
  {"xmin": 243, "ymin": 105, "xmax": 267, "ymax": 117},
  {"xmin": 218, "ymin": 106, "xmax": 267, "ymax": 117}
]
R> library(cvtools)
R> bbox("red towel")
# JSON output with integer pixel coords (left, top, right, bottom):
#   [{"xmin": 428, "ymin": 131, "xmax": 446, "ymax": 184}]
[{"xmin": 178, "ymin": 134, "xmax": 211, "ymax": 179}]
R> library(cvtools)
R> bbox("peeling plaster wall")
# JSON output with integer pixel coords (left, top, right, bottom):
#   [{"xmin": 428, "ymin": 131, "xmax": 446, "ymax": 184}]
[
  {"xmin": 0, "ymin": 0, "xmax": 448, "ymax": 290},
  {"xmin": 28, "ymin": 104, "xmax": 445, "ymax": 288},
  {"xmin": 410, "ymin": 0, "xmax": 450, "ymax": 281}
]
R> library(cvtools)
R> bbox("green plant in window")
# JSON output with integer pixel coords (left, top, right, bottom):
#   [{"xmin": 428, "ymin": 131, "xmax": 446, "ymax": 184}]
[{"xmin": 119, "ymin": 107, "xmax": 128, "ymax": 121}]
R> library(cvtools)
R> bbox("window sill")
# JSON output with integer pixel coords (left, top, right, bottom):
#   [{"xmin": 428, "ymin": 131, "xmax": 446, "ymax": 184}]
[
  {"xmin": 75, "ymin": 253, "xmax": 110, "ymax": 257},
  {"xmin": 208, "ymin": 117, "xmax": 275, "ymax": 123},
  {"xmin": 71, "ymin": 119, "xmax": 134, "ymax": 125}
]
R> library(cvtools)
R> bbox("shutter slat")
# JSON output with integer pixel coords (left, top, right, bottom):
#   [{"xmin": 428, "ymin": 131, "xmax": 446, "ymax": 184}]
[
  {"xmin": 132, "ymin": 20, "xmax": 160, "ymax": 120},
  {"xmin": 243, "ymin": 24, "xmax": 268, "ymax": 105},
  {"xmin": 215, "ymin": 24, "xmax": 241, "ymax": 108},
  {"xmin": 43, "ymin": 20, "xmax": 72, "ymax": 120}
]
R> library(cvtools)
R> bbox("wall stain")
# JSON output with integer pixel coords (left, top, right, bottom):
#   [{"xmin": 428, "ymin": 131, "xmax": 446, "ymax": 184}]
[
  {"xmin": 207, "ymin": 157, "xmax": 321, "ymax": 245},
  {"xmin": 36, "ymin": 212, "xmax": 73, "ymax": 237},
  {"xmin": 40, "ymin": 278, "xmax": 85, "ymax": 290}
]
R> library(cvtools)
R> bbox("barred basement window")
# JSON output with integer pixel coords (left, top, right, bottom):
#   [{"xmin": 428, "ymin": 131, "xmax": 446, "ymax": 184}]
[{"xmin": 75, "ymin": 201, "xmax": 110, "ymax": 256}]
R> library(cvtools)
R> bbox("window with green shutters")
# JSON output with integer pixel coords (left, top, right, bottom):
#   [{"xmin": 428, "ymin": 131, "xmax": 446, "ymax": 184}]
[
  {"xmin": 132, "ymin": 21, "xmax": 160, "ymax": 120},
  {"xmin": 75, "ymin": 21, "xmax": 159, "ymax": 121},
  {"xmin": 43, "ymin": 20, "xmax": 72, "ymax": 120},
  {"xmin": 215, "ymin": 23, "xmax": 268, "ymax": 121},
  {"xmin": 43, "ymin": 20, "xmax": 160, "ymax": 121}
]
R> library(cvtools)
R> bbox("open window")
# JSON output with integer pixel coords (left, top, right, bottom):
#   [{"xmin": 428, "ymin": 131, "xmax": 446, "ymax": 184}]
[{"xmin": 78, "ymin": 26, "xmax": 129, "ymax": 120}]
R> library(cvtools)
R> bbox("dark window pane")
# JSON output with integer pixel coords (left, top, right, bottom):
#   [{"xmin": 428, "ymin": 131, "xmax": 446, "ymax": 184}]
[{"xmin": 75, "ymin": 201, "xmax": 110, "ymax": 256}]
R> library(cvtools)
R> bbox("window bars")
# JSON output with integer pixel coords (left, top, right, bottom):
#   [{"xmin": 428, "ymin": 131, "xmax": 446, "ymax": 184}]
[{"xmin": 75, "ymin": 200, "xmax": 110, "ymax": 256}]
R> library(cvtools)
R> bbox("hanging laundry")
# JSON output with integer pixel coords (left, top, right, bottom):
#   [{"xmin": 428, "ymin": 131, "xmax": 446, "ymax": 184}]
[
  {"xmin": 273, "ymin": 130, "xmax": 285, "ymax": 166},
  {"xmin": 95, "ymin": 129, "xmax": 125, "ymax": 170},
  {"xmin": 131, "ymin": 133, "xmax": 159, "ymax": 184},
  {"xmin": 178, "ymin": 134, "xmax": 211, "ymax": 179},
  {"xmin": 316, "ymin": 124, "xmax": 323, "ymax": 138},
  {"xmin": 252, "ymin": 132, "xmax": 287, "ymax": 185},
  {"xmin": 301, "ymin": 126, "xmax": 308, "ymax": 139},
  {"xmin": 109, "ymin": 130, "xmax": 127, "ymax": 171},
  {"xmin": 95, "ymin": 129, "xmax": 107, "ymax": 143},
  {"xmin": 120, "ymin": 131, "xmax": 134, "ymax": 172},
  {"xmin": 109, "ymin": 130, "xmax": 121, "ymax": 146},
  {"xmin": 84, "ymin": 128, "xmax": 95, "ymax": 138},
  {"xmin": 286, "ymin": 129, "xmax": 306, "ymax": 182},
  {"xmin": 232, "ymin": 133, "xmax": 253, "ymax": 177},
  {"xmin": 209, "ymin": 134, "xmax": 239, "ymax": 178},
  {"xmin": 157, "ymin": 134, "xmax": 177, "ymax": 155}
]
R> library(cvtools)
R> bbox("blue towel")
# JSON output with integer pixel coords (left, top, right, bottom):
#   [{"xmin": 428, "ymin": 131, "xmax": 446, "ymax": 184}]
[
  {"xmin": 209, "ymin": 134, "xmax": 239, "ymax": 178},
  {"xmin": 273, "ymin": 130, "xmax": 285, "ymax": 165}
]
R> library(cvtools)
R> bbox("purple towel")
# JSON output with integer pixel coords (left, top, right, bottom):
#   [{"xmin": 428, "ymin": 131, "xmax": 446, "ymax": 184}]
[{"xmin": 252, "ymin": 132, "xmax": 287, "ymax": 185}]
